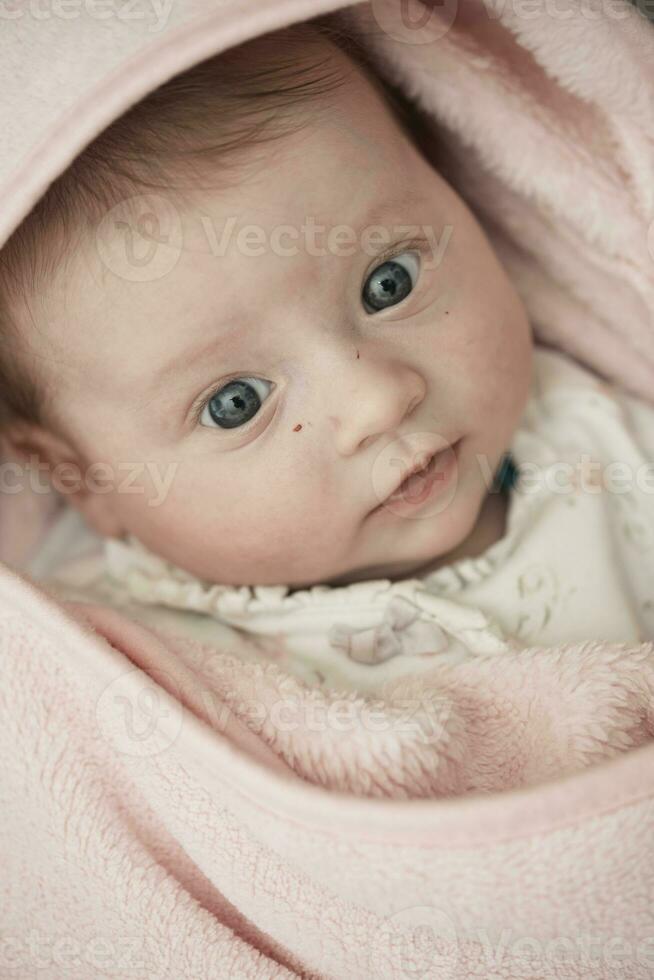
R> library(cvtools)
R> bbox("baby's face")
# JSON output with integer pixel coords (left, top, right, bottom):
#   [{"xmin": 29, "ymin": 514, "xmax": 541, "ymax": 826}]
[{"xmin": 36, "ymin": 41, "xmax": 533, "ymax": 589}]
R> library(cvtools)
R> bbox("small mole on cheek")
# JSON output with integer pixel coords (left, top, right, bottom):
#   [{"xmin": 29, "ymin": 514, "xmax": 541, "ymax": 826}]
[
  {"xmin": 293, "ymin": 423, "xmax": 302, "ymax": 432},
  {"xmin": 356, "ymin": 349, "xmax": 360, "ymax": 359}
]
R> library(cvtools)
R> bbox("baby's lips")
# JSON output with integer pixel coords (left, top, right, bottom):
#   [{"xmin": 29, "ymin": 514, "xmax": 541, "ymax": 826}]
[
  {"xmin": 370, "ymin": 430, "xmax": 460, "ymax": 518},
  {"xmin": 387, "ymin": 447, "xmax": 441, "ymax": 501}
]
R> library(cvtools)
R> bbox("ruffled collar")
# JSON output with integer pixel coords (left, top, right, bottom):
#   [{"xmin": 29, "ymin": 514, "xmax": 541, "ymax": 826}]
[{"xmin": 104, "ymin": 532, "xmax": 421, "ymax": 624}]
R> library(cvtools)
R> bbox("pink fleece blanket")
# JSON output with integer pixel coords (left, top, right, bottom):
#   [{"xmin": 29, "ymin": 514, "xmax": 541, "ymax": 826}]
[{"xmin": 1, "ymin": 1, "xmax": 654, "ymax": 977}]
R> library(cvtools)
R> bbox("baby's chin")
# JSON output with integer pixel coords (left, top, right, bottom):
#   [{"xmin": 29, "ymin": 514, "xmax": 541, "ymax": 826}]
[{"xmin": 317, "ymin": 477, "xmax": 504, "ymax": 589}]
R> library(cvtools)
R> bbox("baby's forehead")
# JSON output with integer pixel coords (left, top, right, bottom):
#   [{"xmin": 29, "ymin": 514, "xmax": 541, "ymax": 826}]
[
  {"xmin": 34, "ymin": 58, "xmax": 428, "ymax": 379},
  {"xmin": 87, "ymin": 122, "xmax": 414, "ymax": 285}
]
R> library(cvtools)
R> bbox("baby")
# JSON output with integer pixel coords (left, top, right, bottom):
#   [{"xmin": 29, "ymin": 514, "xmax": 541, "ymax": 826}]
[{"xmin": 1, "ymin": 16, "xmax": 653, "ymax": 688}]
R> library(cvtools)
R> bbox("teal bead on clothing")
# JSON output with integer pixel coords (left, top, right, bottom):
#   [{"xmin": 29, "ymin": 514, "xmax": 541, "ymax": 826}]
[{"xmin": 491, "ymin": 453, "xmax": 519, "ymax": 495}]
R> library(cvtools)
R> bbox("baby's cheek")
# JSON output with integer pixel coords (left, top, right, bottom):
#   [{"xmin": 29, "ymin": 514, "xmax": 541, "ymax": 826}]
[
  {"xmin": 245, "ymin": 493, "xmax": 343, "ymax": 566},
  {"xmin": 128, "ymin": 452, "xmax": 344, "ymax": 577}
]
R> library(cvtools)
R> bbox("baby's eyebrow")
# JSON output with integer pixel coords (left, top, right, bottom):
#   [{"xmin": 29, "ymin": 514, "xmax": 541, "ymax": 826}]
[
  {"xmin": 358, "ymin": 191, "xmax": 426, "ymax": 230},
  {"xmin": 153, "ymin": 330, "xmax": 237, "ymax": 391}
]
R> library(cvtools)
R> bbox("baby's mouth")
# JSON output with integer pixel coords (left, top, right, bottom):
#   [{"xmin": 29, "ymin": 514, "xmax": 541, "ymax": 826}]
[
  {"xmin": 371, "ymin": 437, "xmax": 462, "ymax": 516},
  {"xmin": 387, "ymin": 450, "xmax": 440, "ymax": 502}
]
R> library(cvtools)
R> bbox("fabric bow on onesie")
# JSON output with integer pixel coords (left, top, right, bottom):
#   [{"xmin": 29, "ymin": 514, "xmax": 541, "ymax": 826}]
[{"xmin": 328, "ymin": 594, "xmax": 452, "ymax": 665}]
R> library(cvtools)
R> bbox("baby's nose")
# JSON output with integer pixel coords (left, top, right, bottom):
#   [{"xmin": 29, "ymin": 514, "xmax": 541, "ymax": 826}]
[{"xmin": 329, "ymin": 356, "xmax": 426, "ymax": 457}]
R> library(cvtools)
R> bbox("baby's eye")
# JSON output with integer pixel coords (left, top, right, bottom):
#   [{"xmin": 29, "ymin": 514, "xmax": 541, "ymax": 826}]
[
  {"xmin": 199, "ymin": 377, "xmax": 273, "ymax": 430},
  {"xmin": 361, "ymin": 250, "xmax": 421, "ymax": 313}
]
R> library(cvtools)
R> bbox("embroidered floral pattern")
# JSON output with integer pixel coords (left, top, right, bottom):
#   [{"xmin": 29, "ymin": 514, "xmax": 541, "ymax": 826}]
[{"xmin": 512, "ymin": 563, "xmax": 561, "ymax": 641}]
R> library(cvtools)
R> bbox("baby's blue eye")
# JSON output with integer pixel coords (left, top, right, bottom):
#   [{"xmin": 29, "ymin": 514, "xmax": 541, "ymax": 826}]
[
  {"xmin": 199, "ymin": 377, "xmax": 272, "ymax": 429},
  {"xmin": 362, "ymin": 250, "xmax": 421, "ymax": 313}
]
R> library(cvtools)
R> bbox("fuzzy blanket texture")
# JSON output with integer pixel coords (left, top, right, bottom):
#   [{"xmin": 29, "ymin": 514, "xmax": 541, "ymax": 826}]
[{"xmin": 1, "ymin": 0, "xmax": 653, "ymax": 977}]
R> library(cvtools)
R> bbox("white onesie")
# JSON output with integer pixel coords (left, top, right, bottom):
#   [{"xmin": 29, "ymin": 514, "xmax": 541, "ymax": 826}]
[{"xmin": 28, "ymin": 345, "xmax": 654, "ymax": 695}]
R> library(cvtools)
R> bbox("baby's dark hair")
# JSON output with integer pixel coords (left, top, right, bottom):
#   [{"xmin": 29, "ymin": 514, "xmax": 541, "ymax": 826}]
[{"xmin": 0, "ymin": 14, "xmax": 435, "ymax": 446}]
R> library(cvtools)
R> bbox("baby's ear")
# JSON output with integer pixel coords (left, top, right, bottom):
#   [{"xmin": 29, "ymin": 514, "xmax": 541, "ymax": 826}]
[
  {"xmin": 3, "ymin": 420, "xmax": 74, "ymax": 469},
  {"xmin": 2, "ymin": 421, "xmax": 125, "ymax": 538}
]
